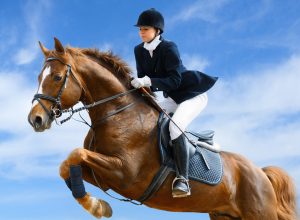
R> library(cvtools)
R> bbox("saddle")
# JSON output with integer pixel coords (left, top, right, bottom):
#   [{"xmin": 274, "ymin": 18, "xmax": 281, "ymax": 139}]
[
  {"xmin": 138, "ymin": 113, "xmax": 223, "ymax": 203},
  {"xmin": 159, "ymin": 114, "xmax": 216, "ymax": 164}
]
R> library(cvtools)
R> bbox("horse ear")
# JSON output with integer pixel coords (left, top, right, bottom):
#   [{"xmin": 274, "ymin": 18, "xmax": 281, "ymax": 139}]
[
  {"xmin": 39, "ymin": 41, "xmax": 50, "ymax": 57},
  {"xmin": 54, "ymin": 37, "xmax": 65, "ymax": 53}
]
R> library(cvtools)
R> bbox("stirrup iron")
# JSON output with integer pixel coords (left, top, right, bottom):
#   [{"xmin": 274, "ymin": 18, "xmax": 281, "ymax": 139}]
[{"xmin": 172, "ymin": 176, "xmax": 191, "ymax": 198}]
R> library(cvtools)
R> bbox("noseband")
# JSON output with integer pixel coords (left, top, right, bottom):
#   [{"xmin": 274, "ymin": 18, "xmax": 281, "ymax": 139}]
[{"xmin": 32, "ymin": 57, "xmax": 72, "ymax": 119}]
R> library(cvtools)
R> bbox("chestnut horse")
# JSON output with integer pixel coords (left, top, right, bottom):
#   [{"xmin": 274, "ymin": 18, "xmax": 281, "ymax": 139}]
[{"xmin": 28, "ymin": 38, "xmax": 297, "ymax": 220}]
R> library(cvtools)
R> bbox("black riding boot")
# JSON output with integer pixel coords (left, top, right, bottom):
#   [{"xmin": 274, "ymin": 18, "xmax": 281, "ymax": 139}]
[{"xmin": 172, "ymin": 134, "xmax": 191, "ymax": 198}]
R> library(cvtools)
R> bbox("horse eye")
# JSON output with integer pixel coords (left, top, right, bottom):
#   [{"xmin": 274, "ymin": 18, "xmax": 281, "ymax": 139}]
[{"xmin": 54, "ymin": 75, "xmax": 62, "ymax": 82}]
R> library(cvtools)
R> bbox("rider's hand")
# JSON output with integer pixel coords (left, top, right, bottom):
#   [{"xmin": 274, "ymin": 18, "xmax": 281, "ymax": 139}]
[{"xmin": 131, "ymin": 76, "xmax": 151, "ymax": 88}]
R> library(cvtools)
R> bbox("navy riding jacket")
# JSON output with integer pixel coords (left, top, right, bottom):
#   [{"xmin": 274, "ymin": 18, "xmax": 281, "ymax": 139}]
[{"xmin": 134, "ymin": 37, "xmax": 218, "ymax": 104}]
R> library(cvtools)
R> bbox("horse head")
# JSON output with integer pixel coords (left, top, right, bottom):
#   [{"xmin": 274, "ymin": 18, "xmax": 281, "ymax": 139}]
[{"xmin": 28, "ymin": 38, "xmax": 83, "ymax": 132}]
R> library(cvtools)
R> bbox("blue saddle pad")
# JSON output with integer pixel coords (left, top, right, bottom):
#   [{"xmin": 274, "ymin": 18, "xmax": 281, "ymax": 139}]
[
  {"xmin": 187, "ymin": 143, "xmax": 223, "ymax": 185},
  {"xmin": 158, "ymin": 113, "xmax": 223, "ymax": 185}
]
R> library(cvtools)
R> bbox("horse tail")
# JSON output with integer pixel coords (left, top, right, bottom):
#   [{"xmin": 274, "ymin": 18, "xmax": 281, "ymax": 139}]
[{"xmin": 262, "ymin": 166, "xmax": 297, "ymax": 220}]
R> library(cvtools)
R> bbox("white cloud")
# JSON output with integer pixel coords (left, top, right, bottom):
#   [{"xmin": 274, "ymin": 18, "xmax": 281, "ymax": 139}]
[
  {"xmin": 0, "ymin": 117, "xmax": 90, "ymax": 179},
  {"xmin": 113, "ymin": 218, "xmax": 137, "ymax": 220},
  {"xmin": 98, "ymin": 42, "xmax": 113, "ymax": 52},
  {"xmin": 168, "ymin": 0, "xmax": 272, "ymax": 36},
  {"xmin": 192, "ymin": 54, "xmax": 300, "ymax": 166},
  {"xmin": 14, "ymin": 47, "xmax": 39, "ymax": 65},
  {"xmin": 209, "ymin": 55, "xmax": 300, "ymax": 115},
  {"xmin": 13, "ymin": 0, "xmax": 51, "ymax": 65},
  {"xmin": 187, "ymin": 54, "xmax": 300, "ymax": 208},
  {"xmin": 0, "ymin": 189, "xmax": 66, "ymax": 204},
  {"xmin": 289, "ymin": 164, "xmax": 300, "ymax": 192},
  {"xmin": 0, "ymin": 70, "xmax": 90, "ymax": 179},
  {"xmin": 0, "ymin": 71, "xmax": 34, "ymax": 132},
  {"xmin": 182, "ymin": 54, "xmax": 210, "ymax": 71},
  {"xmin": 231, "ymin": 17, "xmax": 300, "ymax": 53},
  {"xmin": 170, "ymin": 0, "xmax": 230, "ymax": 23},
  {"xmin": 0, "ymin": 121, "xmax": 90, "ymax": 180},
  {"xmin": 0, "ymin": 26, "xmax": 18, "ymax": 55}
]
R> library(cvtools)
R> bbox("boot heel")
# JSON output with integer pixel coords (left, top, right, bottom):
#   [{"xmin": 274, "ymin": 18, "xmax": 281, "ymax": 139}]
[{"xmin": 172, "ymin": 190, "xmax": 191, "ymax": 198}]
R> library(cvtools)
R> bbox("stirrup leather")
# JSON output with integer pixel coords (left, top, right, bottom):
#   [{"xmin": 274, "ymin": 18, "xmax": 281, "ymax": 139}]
[{"xmin": 172, "ymin": 176, "xmax": 191, "ymax": 198}]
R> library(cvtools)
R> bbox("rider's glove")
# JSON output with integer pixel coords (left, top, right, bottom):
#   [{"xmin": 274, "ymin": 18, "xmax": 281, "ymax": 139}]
[{"xmin": 131, "ymin": 76, "xmax": 152, "ymax": 88}]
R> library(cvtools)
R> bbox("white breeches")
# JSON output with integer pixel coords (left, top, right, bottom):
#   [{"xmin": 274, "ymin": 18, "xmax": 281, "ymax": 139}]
[{"xmin": 158, "ymin": 93, "xmax": 208, "ymax": 140}]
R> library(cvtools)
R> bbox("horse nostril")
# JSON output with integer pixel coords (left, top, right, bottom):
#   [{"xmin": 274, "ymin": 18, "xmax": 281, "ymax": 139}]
[{"xmin": 34, "ymin": 116, "xmax": 43, "ymax": 129}]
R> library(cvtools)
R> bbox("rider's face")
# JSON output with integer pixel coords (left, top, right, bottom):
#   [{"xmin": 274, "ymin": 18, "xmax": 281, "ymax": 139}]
[{"xmin": 139, "ymin": 26, "xmax": 158, "ymax": 43}]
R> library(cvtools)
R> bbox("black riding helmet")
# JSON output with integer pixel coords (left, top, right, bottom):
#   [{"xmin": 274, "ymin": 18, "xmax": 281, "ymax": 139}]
[{"xmin": 135, "ymin": 8, "xmax": 164, "ymax": 34}]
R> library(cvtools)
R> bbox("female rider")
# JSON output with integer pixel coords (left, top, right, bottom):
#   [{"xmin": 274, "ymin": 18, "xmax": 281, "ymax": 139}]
[{"xmin": 131, "ymin": 8, "xmax": 217, "ymax": 198}]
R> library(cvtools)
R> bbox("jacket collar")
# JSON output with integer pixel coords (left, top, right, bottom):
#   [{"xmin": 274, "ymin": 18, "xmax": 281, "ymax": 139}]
[{"xmin": 143, "ymin": 35, "xmax": 162, "ymax": 57}]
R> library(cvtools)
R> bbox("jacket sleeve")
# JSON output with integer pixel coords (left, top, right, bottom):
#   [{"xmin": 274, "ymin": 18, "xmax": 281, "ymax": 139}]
[
  {"xmin": 134, "ymin": 46, "xmax": 145, "ymax": 78},
  {"xmin": 150, "ymin": 43, "xmax": 182, "ymax": 92}
]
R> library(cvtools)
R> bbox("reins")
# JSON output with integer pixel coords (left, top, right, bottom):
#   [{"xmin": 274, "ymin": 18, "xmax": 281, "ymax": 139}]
[{"xmin": 59, "ymin": 88, "xmax": 139, "ymax": 125}]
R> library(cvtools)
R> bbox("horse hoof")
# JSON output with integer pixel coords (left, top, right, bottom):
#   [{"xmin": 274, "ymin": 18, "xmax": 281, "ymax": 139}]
[
  {"xmin": 76, "ymin": 194, "xmax": 112, "ymax": 218},
  {"xmin": 100, "ymin": 199, "xmax": 113, "ymax": 218},
  {"xmin": 89, "ymin": 198, "xmax": 112, "ymax": 219}
]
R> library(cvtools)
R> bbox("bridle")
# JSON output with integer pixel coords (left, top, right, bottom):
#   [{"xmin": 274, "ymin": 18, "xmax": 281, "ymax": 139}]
[
  {"xmin": 32, "ymin": 57, "xmax": 72, "ymax": 120},
  {"xmin": 32, "ymin": 57, "xmax": 138, "ymax": 125}
]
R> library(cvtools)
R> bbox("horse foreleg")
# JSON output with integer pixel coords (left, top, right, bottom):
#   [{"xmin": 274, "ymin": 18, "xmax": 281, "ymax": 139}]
[{"xmin": 59, "ymin": 148, "xmax": 114, "ymax": 219}]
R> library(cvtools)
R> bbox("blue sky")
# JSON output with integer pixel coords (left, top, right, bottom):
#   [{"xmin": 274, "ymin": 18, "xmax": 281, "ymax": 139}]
[{"xmin": 0, "ymin": 0, "xmax": 300, "ymax": 219}]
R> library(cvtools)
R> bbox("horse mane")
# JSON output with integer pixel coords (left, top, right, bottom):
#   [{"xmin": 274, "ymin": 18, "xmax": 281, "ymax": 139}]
[
  {"xmin": 67, "ymin": 47, "xmax": 132, "ymax": 88},
  {"xmin": 65, "ymin": 47, "xmax": 154, "ymax": 96}
]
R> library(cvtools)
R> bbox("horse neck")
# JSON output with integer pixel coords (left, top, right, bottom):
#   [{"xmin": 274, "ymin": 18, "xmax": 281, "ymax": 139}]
[{"xmin": 74, "ymin": 56, "xmax": 133, "ymax": 123}]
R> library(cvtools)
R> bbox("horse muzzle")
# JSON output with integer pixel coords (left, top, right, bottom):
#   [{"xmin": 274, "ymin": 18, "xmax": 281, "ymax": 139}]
[{"xmin": 28, "ymin": 109, "xmax": 53, "ymax": 132}]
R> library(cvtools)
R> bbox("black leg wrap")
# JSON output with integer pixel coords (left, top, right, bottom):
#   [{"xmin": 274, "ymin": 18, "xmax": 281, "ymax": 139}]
[
  {"xmin": 70, "ymin": 165, "xmax": 87, "ymax": 198},
  {"xmin": 65, "ymin": 177, "xmax": 72, "ymax": 191}
]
